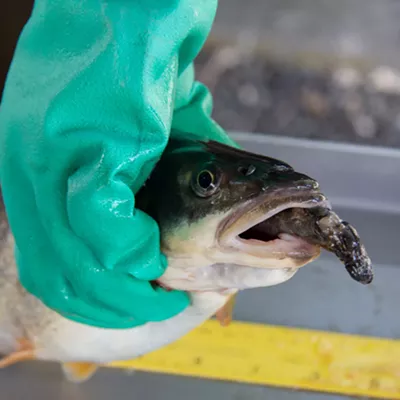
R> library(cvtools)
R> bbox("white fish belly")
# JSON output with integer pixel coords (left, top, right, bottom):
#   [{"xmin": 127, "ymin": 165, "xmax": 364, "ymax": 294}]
[{"xmin": 34, "ymin": 291, "xmax": 228, "ymax": 363}]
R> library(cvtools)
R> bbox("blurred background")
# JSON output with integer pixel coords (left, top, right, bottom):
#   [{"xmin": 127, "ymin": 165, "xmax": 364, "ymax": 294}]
[
  {"xmin": 1, "ymin": 1, "xmax": 400, "ymax": 400},
  {"xmin": 198, "ymin": 0, "xmax": 400, "ymax": 148}
]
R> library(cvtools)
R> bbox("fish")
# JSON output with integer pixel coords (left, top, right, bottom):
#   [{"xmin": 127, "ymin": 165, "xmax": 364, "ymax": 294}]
[{"xmin": 0, "ymin": 137, "xmax": 373, "ymax": 383}]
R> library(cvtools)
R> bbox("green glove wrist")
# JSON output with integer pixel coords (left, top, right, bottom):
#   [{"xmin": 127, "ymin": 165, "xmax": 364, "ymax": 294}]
[{"xmin": 172, "ymin": 63, "xmax": 239, "ymax": 146}]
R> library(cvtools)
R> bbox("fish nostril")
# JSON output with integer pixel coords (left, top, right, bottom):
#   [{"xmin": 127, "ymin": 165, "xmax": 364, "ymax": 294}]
[
  {"xmin": 273, "ymin": 164, "xmax": 291, "ymax": 172},
  {"xmin": 238, "ymin": 165, "xmax": 256, "ymax": 176}
]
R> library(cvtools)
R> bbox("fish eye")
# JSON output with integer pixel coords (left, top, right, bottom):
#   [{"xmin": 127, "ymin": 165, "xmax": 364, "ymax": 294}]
[
  {"xmin": 198, "ymin": 170, "xmax": 214, "ymax": 189},
  {"xmin": 191, "ymin": 165, "xmax": 221, "ymax": 197}
]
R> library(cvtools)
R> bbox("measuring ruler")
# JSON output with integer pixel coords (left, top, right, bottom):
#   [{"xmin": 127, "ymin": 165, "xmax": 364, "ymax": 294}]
[{"xmin": 108, "ymin": 319, "xmax": 400, "ymax": 399}]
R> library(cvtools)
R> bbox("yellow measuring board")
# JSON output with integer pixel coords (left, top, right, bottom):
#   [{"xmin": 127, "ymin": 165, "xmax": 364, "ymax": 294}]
[{"xmin": 108, "ymin": 320, "xmax": 400, "ymax": 399}]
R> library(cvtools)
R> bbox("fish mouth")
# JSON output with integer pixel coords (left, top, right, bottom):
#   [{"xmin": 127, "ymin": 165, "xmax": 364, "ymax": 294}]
[{"xmin": 217, "ymin": 189, "xmax": 331, "ymax": 269}]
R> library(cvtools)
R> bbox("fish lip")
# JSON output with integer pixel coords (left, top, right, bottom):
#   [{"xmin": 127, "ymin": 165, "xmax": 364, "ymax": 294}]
[
  {"xmin": 218, "ymin": 188, "xmax": 331, "ymax": 239},
  {"xmin": 216, "ymin": 188, "xmax": 331, "ymax": 261}
]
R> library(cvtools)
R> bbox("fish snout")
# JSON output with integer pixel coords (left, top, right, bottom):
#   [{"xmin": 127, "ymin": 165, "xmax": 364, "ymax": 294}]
[
  {"xmin": 263, "ymin": 170, "xmax": 319, "ymax": 192},
  {"xmin": 292, "ymin": 173, "xmax": 319, "ymax": 191}
]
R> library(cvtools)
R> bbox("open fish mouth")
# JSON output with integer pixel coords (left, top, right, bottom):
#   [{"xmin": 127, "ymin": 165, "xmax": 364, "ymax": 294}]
[{"xmin": 217, "ymin": 189, "xmax": 331, "ymax": 269}]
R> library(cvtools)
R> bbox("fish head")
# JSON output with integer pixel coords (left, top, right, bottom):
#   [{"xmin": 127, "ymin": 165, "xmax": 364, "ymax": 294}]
[{"xmin": 136, "ymin": 138, "xmax": 331, "ymax": 292}]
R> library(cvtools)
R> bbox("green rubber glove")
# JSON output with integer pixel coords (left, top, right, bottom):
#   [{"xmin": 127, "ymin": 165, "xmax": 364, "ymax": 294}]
[{"xmin": 0, "ymin": 0, "xmax": 236, "ymax": 328}]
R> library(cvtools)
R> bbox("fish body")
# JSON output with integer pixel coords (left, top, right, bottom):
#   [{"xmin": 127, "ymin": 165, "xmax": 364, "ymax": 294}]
[{"xmin": 0, "ymin": 138, "xmax": 373, "ymax": 381}]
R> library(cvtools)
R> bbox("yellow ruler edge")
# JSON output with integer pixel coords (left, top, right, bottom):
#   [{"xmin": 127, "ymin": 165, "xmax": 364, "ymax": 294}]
[{"xmin": 107, "ymin": 319, "xmax": 400, "ymax": 399}]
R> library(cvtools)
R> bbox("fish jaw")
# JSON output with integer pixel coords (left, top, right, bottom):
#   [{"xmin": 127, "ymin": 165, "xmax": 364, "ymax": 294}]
[
  {"xmin": 215, "ymin": 192, "xmax": 330, "ymax": 269},
  {"xmin": 157, "ymin": 262, "xmax": 299, "ymax": 292},
  {"xmin": 158, "ymin": 192, "xmax": 330, "ymax": 292}
]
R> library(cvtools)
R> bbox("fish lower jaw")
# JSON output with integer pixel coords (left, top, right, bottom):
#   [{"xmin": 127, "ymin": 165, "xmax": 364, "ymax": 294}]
[
  {"xmin": 157, "ymin": 263, "xmax": 299, "ymax": 292},
  {"xmin": 217, "ymin": 234, "xmax": 321, "ymax": 269}
]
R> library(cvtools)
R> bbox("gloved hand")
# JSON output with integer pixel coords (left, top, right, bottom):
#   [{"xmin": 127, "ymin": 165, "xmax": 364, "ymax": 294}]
[{"xmin": 0, "ymin": 0, "xmax": 236, "ymax": 328}]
